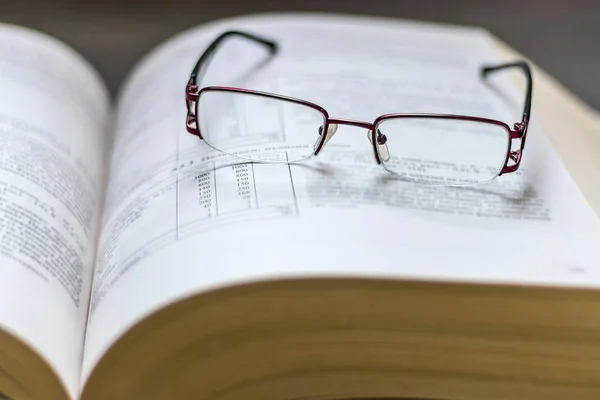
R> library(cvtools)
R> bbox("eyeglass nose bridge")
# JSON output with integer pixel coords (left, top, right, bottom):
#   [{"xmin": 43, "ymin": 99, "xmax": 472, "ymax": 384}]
[{"xmin": 314, "ymin": 117, "xmax": 385, "ymax": 164}]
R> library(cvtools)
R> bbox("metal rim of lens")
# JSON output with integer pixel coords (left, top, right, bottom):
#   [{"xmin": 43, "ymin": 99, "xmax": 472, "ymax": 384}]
[
  {"xmin": 374, "ymin": 116, "xmax": 512, "ymax": 186},
  {"xmin": 196, "ymin": 89, "xmax": 328, "ymax": 163}
]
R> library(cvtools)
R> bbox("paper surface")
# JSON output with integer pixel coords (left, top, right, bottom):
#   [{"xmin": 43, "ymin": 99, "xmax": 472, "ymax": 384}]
[
  {"xmin": 0, "ymin": 25, "xmax": 109, "ymax": 398},
  {"xmin": 82, "ymin": 14, "xmax": 600, "ymax": 383}
]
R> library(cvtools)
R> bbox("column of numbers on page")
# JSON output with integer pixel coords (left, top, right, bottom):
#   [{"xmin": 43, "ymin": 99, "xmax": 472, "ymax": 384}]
[
  {"xmin": 91, "ymin": 154, "xmax": 300, "ymax": 313},
  {"xmin": 176, "ymin": 156, "xmax": 299, "ymax": 240}
]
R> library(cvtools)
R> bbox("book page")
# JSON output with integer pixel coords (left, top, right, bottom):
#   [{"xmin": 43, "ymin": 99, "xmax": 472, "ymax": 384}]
[
  {"xmin": 82, "ymin": 13, "xmax": 600, "ymax": 381},
  {"xmin": 0, "ymin": 25, "xmax": 110, "ymax": 398}
]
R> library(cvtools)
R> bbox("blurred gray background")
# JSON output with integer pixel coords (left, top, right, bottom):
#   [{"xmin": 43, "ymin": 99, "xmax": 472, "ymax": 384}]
[{"xmin": 1, "ymin": 0, "xmax": 599, "ymax": 109}]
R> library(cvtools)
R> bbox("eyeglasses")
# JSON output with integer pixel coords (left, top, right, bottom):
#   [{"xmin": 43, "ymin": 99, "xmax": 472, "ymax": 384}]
[{"xmin": 185, "ymin": 30, "xmax": 532, "ymax": 186}]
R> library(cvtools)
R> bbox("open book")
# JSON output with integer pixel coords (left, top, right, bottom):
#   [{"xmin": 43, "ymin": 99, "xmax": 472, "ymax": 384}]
[{"xmin": 1, "ymin": 11, "xmax": 600, "ymax": 400}]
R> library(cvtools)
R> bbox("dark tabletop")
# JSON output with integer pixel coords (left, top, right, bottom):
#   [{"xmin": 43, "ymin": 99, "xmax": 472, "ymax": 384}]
[{"xmin": 2, "ymin": 0, "xmax": 599, "ymax": 109}]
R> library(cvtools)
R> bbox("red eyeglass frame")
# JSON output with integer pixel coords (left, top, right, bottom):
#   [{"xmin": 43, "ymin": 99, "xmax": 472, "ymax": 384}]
[{"xmin": 185, "ymin": 31, "xmax": 532, "ymax": 176}]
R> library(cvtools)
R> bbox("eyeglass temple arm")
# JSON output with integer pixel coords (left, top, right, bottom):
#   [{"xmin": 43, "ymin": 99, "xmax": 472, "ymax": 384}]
[
  {"xmin": 481, "ymin": 61, "xmax": 533, "ymax": 125},
  {"xmin": 186, "ymin": 31, "xmax": 278, "ymax": 136},
  {"xmin": 188, "ymin": 30, "xmax": 278, "ymax": 88}
]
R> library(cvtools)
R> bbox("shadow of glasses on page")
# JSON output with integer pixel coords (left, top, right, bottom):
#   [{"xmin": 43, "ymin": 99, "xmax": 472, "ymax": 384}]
[{"xmin": 375, "ymin": 172, "xmax": 536, "ymax": 204}]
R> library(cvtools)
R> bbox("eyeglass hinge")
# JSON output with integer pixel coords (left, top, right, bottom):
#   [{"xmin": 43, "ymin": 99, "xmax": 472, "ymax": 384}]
[
  {"xmin": 514, "ymin": 121, "xmax": 527, "ymax": 134},
  {"xmin": 185, "ymin": 80, "xmax": 200, "ymax": 136},
  {"xmin": 186, "ymin": 82, "xmax": 199, "ymax": 101},
  {"xmin": 514, "ymin": 122, "xmax": 526, "ymax": 131},
  {"xmin": 510, "ymin": 122, "xmax": 527, "ymax": 139},
  {"xmin": 509, "ymin": 149, "xmax": 522, "ymax": 163}
]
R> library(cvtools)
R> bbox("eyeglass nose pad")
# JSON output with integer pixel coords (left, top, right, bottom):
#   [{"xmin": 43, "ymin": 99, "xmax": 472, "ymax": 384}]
[
  {"xmin": 314, "ymin": 123, "xmax": 338, "ymax": 151},
  {"xmin": 368, "ymin": 129, "xmax": 390, "ymax": 162}
]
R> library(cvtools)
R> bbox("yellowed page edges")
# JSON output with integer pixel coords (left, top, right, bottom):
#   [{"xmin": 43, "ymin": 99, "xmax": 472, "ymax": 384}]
[
  {"xmin": 82, "ymin": 278, "xmax": 600, "ymax": 400},
  {"xmin": 0, "ymin": 327, "xmax": 68, "ymax": 400}
]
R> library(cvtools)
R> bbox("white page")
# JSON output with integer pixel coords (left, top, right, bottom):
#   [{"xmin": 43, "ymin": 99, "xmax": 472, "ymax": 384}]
[
  {"xmin": 82, "ymin": 13, "xmax": 600, "ymax": 382},
  {"xmin": 0, "ymin": 25, "xmax": 110, "ymax": 398}
]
